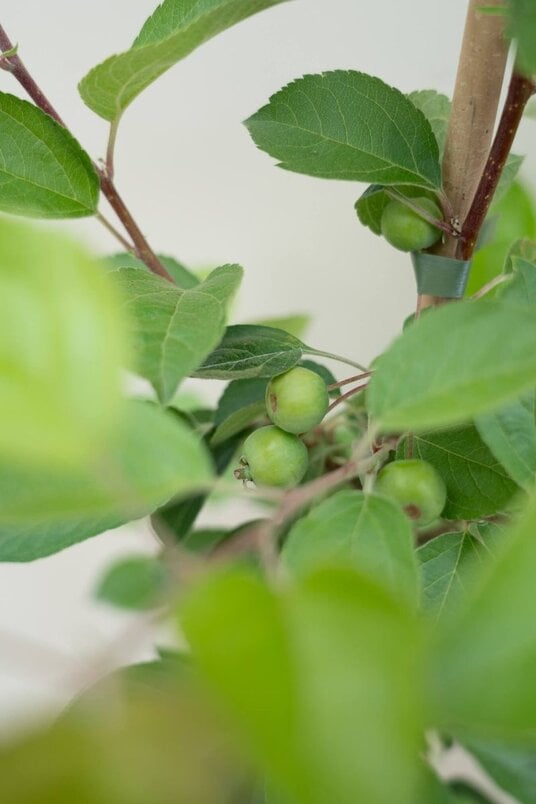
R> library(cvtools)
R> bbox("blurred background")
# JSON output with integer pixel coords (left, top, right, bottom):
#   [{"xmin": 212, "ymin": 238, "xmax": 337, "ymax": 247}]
[{"xmin": 0, "ymin": 0, "xmax": 533, "ymax": 754}]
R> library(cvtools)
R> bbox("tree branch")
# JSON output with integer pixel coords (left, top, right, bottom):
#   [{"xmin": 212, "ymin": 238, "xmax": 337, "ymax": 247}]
[
  {"xmin": 0, "ymin": 23, "xmax": 174, "ymax": 284},
  {"xmin": 419, "ymin": 0, "xmax": 509, "ymax": 309},
  {"xmin": 459, "ymin": 70, "xmax": 536, "ymax": 260}
]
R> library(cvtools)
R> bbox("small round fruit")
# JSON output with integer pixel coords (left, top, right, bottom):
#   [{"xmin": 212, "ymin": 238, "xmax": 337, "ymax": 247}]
[
  {"xmin": 242, "ymin": 425, "xmax": 308, "ymax": 488},
  {"xmin": 266, "ymin": 367, "xmax": 329, "ymax": 434},
  {"xmin": 375, "ymin": 459, "xmax": 446, "ymax": 527},
  {"xmin": 380, "ymin": 197, "xmax": 442, "ymax": 252}
]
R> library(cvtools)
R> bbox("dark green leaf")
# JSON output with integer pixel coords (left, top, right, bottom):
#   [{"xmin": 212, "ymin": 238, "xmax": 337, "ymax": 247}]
[
  {"xmin": 193, "ymin": 325, "xmax": 305, "ymax": 380},
  {"xmin": 476, "ymin": 393, "xmax": 536, "ymax": 490},
  {"xmin": 182, "ymin": 567, "xmax": 425, "ymax": 804},
  {"xmin": 0, "ymin": 92, "xmax": 99, "ymax": 218},
  {"xmin": 96, "ymin": 555, "xmax": 168, "ymax": 610},
  {"xmin": 418, "ymin": 528, "xmax": 500, "ymax": 619},
  {"xmin": 0, "ymin": 401, "xmax": 213, "ymax": 562},
  {"xmin": 245, "ymin": 71, "xmax": 441, "ymax": 189},
  {"xmin": 283, "ymin": 490, "xmax": 419, "ymax": 604},
  {"xmin": 398, "ymin": 426, "xmax": 519, "ymax": 519},
  {"xmin": 433, "ymin": 493, "xmax": 536, "ymax": 739},
  {"xmin": 112, "ymin": 264, "xmax": 242, "ymax": 403},
  {"xmin": 368, "ymin": 299, "xmax": 536, "ymax": 432},
  {"xmin": 211, "ymin": 378, "xmax": 268, "ymax": 446},
  {"xmin": 79, "ymin": 0, "xmax": 291, "ymax": 121},
  {"xmin": 463, "ymin": 737, "xmax": 536, "ymax": 804},
  {"xmin": 104, "ymin": 252, "xmax": 199, "ymax": 288},
  {"xmin": 0, "ymin": 217, "xmax": 127, "ymax": 468}
]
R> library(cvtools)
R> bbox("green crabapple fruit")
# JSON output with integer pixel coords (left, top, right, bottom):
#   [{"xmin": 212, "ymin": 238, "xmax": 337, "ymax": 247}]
[
  {"xmin": 240, "ymin": 425, "xmax": 308, "ymax": 488},
  {"xmin": 380, "ymin": 197, "xmax": 442, "ymax": 252},
  {"xmin": 375, "ymin": 458, "xmax": 447, "ymax": 527},
  {"xmin": 266, "ymin": 367, "xmax": 329, "ymax": 434}
]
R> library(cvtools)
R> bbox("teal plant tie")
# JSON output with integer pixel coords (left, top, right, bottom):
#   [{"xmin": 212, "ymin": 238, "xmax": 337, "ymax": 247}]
[{"xmin": 411, "ymin": 252, "xmax": 471, "ymax": 298}]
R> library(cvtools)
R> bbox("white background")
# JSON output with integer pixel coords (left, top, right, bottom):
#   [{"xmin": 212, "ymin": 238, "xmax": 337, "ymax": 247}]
[{"xmin": 0, "ymin": 2, "xmax": 532, "ymax": 794}]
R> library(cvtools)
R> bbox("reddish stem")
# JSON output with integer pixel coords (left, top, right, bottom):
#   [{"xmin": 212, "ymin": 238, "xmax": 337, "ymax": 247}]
[
  {"xmin": 459, "ymin": 70, "xmax": 536, "ymax": 260},
  {"xmin": 0, "ymin": 24, "xmax": 174, "ymax": 284}
]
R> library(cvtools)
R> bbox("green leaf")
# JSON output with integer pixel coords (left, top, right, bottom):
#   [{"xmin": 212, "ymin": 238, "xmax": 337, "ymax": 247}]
[
  {"xmin": 152, "ymin": 432, "xmax": 241, "ymax": 542},
  {"xmin": 0, "ymin": 92, "xmax": 99, "ymax": 218},
  {"xmin": 112, "ymin": 264, "xmax": 242, "ymax": 404},
  {"xmin": 0, "ymin": 672, "xmax": 242, "ymax": 804},
  {"xmin": 504, "ymin": 239, "xmax": 536, "ymax": 274},
  {"xmin": 104, "ymin": 252, "xmax": 200, "ymax": 288},
  {"xmin": 476, "ymin": 393, "xmax": 536, "ymax": 490},
  {"xmin": 249, "ymin": 313, "xmax": 311, "ymax": 339},
  {"xmin": 509, "ymin": 0, "xmax": 536, "ymax": 76},
  {"xmin": 193, "ymin": 325, "xmax": 305, "ymax": 379},
  {"xmin": 0, "ymin": 218, "xmax": 127, "ymax": 468},
  {"xmin": 355, "ymin": 184, "xmax": 439, "ymax": 236},
  {"xmin": 497, "ymin": 256, "xmax": 536, "ymax": 304},
  {"xmin": 368, "ymin": 299, "xmax": 536, "ymax": 433},
  {"xmin": 182, "ymin": 567, "xmax": 425, "ymax": 804},
  {"xmin": 465, "ymin": 181, "xmax": 536, "ymax": 295},
  {"xmin": 432, "ymin": 493, "xmax": 536, "ymax": 739},
  {"xmin": 283, "ymin": 490, "xmax": 419, "ymax": 604},
  {"xmin": 211, "ymin": 377, "xmax": 268, "ymax": 446},
  {"xmin": 407, "ymin": 89, "xmax": 451, "ymax": 154},
  {"xmin": 398, "ymin": 427, "xmax": 519, "ymax": 519},
  {"xmin": 462, "ymin": 737, "xmax": 536, "ymax": 804},
  {"xmin": 0, "ymin": 401, "xmax": 213, "ymax": 562},
  {"xmin": 79, "ymin": 0, "xmax": 290, "ymax": 122},
  {"xmin": 245, "ymin": 71, "xmax": 441, "ymax": 189},
  {"xmin": 418, "ymin": 528, "xmax": 501, "ymax": 619},
  {"xmin": 96, "ymin": 555, "xmax": 168, "ymax": 610}
]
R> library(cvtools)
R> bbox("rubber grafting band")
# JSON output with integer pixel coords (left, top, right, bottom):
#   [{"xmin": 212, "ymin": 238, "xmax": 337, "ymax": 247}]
[{"xmin": 411, "ymin": 252, "xmax": 471, "ymax": 298}]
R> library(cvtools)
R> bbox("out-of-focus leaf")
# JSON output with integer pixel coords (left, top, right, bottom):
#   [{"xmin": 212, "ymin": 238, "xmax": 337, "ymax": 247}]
[{"xmin": 95, "ymin": 555, "xmax": 168, "ymax": 610}]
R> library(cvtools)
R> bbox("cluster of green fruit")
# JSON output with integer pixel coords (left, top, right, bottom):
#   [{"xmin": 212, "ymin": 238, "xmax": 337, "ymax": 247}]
[
  {"xmin": 381, "ymin": 197, "xmax": 443, "ymax": 252},
  {"xmin": 237, "ymin": 367, "xmax": 329, "ymax": 488}
]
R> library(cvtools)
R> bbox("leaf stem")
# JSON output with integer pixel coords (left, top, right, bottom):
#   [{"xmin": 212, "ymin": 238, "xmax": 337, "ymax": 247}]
[
  {"xmin": 470, "ymin": 272, "xmax": 511, "ymax": 300},
  {"xmin": 95, "ymin": 211, "xmax": 136, "ymax": 253},
  {"xmin": 105, "ymin": 120, "xmax": 120, "ymax": 181},
  {"xmin": 306, "ymin": 348, "xmax": 368, "ymax": 373},
  {"xmin": 0, "ymin": 22, "xmax": 174, "ymax": 283}
]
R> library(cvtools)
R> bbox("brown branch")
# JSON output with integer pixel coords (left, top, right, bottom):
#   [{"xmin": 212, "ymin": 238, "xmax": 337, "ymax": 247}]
[
  {"xmin": 0, "ymin": 23, "xmax": 174, "ymax": 284},
  {"xmin": 459, "ymin": 71, "xmax": 536, "ymax": 260},
  {"xmin": 419, "ymin": 0, "xmax": 509, "ymax": 309}
]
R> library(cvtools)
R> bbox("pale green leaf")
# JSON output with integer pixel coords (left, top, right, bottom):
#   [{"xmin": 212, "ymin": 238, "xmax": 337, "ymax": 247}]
[
  {"xmin": 398, "ymin": 427, "xmax": 519, "ymax": 519},
  {"xmin": 509, "ymin": 0, "xmax": 536, "ymax": 76},
  {"xmin": 96, "ymin": 555, "xmax": 168, "ymax": 610},
  {"xmin": 0, "ymin": 92, "xmax": 99, "ymax": 218},
  {"xmin": 355, "ymin": 184, "xmax": 438, "ymax": 236},
  {"xmin": 112, "ymin": 264, "xmax": 242, "ymax": 403},
  {"xmin": 0, "ymin": 401, "xmax": 213, "ymax": 562},
  {"xmin": 0, "ymin": 218, "xmax": 127, "ymax": 468},
  {"xmin": 497, "ymin": 256, "xmax": 536, "ymax": 303},
  {"xmin": 104, "ymin": 251, "xmax": 199, "ymax": 288},
  {"xmin": 432, "ymin": 493, "xmax": 536, "ymax": 739},
  {"xmin": 182, "ymin": 567, "xmax": 425, "ymax": 804},
  {"xmin": 79, "ymin": 0, "xmax": 291, "ymax": 121},
  {"xmin": 283, "ymin": 490, "xmax": 419, "ymax": 604},
  {"xmin": 245, "ymin": 71, "xmax": 441, "ymax": 189},
  {"xmin": 368, "ymin": 299, "xmax": 536, "ymax": 433},
  {"xmin": 476, "ymin": 393, "xmax": 536, "ymax": 491},
  {"xmin": 193, "ymin": 325, "xmax": 305, "ymax": 379},
  {"xmin": 418, "ymin": 528, "xmax": 500, "ymax": 619},
  {"xmin": 407, "ymin": 89, "xmax": 450, "ymax": 153}
]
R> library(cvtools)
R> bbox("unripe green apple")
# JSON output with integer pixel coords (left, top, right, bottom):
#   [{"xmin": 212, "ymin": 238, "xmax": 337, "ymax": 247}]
[
  {"xmin": 241, "ymin": 425, "xmax": 308, "ymax": 488},
  {"xmin": 266, "ymin": 367, "xmax": 329, "ymax": 434},
  {"xmin": 381, "ymin": 197, "xmax": 442, "ymax": 252},
  {"xmin": 375, "ymin": 459, "xmax": 446, "ymax": 526}
]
